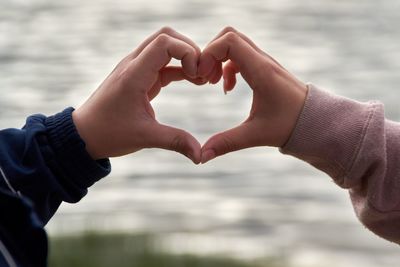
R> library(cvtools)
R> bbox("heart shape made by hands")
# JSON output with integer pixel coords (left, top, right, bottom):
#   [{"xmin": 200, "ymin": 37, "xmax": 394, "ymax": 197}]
[
  {"xmin": 74, "ymin": 27, "xmax": 307, "ymax": 166},
  {"xmin": 138, "ymin": 27, "xmax": 308, "ymax": 165}
]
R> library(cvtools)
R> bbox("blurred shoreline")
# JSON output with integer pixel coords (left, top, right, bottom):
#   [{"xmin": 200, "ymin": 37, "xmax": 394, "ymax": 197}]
[{"xmin": 49, "ymin": 232, "xmax": 284, "ymax": 267}]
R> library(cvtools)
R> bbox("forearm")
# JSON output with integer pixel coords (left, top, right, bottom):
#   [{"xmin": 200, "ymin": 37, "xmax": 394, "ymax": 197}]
[{"xmin": 280, "ymin": 84, "xmax": 400, "ymax": 243}]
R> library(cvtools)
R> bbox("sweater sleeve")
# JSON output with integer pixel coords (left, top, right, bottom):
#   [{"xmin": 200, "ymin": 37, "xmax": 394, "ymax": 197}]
[{"xmin": 280, "ymin": 84, "xmax": 400, "ymax": 244}]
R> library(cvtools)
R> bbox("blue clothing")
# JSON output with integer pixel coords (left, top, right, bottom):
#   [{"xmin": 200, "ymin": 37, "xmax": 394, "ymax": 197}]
[{"xmin": 0, "ymin": 108, "xmax": 111, "ymax": 267}]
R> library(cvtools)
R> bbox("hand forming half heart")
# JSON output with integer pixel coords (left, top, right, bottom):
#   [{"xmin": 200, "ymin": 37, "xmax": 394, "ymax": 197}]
[{"xmin": 72, "ymin": 27, "xmax": 308, "ymax": 165}]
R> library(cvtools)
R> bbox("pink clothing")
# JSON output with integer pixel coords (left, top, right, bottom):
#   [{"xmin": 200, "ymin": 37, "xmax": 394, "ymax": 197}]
[{"xmin": 280, "ymin": 84, "xmax": 400, "ymax": 244}]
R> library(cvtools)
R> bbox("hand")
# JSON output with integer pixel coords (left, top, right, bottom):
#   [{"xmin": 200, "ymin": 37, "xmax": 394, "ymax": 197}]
[
  {"xmin": 198, "ymin": 27, "xmax": 308, "ymax": 164},
  {"xmin": 72, "ymin": 27, "xmax": 205, "ymax": 164}
]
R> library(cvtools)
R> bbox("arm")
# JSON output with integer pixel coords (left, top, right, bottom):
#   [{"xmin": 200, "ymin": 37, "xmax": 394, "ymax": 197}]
[
  {"xmin": 1, "ymin": 26, "xmax": 204, "ymax": 224},
  {"xmin": 0, "ymin": 108, "xmax": 111, "ymax": 267},
  {"xmin": 0, "ymin": 27, "xmax": 204, "ymax": 266},
  {"xmin": 280, "ymin": 84, "xmax": 400, "ymax": 244},
  {"xmin": 0, "ymin": 109, "xmax": 111, "ymax": 223},
  {"xmin": 198, "ymin": 26, "xmax": 400, "ymax": 244}
]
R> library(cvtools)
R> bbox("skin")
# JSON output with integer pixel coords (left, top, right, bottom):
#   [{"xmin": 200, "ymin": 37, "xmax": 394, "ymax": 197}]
[
  {"xmin": 72, "ymin": 27, "xmax": 206, "ymax": 164},
  {"xmin": 72, "ymin": 26, "xmax": 307, "ymax": 165},
  {"xmin": 197, "ymin": 27, "xmax": 308, "ymax": 163}
]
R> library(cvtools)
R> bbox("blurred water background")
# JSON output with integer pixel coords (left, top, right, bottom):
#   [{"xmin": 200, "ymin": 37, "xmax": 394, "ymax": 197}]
[{"xmin": 1, "ymin": 0, "xmax": 400, "ymax": 266}]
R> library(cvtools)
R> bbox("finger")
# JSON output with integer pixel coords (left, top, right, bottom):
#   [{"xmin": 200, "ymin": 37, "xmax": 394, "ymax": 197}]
[
  {"xmin": 146, "ymin": 122, "xmax": 202, "ymax": 164},
  {"xmin": 209, "ymin": 61, "xmax": 223, "ymax": 85},
  {"xmin": 161, "ymin": 66, "xmax": 206, "ymax": 87},
  {"xmin": 201, "ymin": 61, "xmax": 221, "ymax": 85},
  {"xmin": 207, "ymin": 26, "xmax": 264, "ymax": 54},
  {"xmin": 198, "ymin": 28, "xmax": 244, "ymax": 79},
  {"xmin": 197, "ymin": 51, "xmax": 216, "ymax": 78},
  {"xmin": 201, "ymin": 122, "xmax": 254, "ymax": 164},
  {"xmin": 198, "ymin": 31, "xmax": 261, "ymax": 79},
  {"xmin": 147, "ymin": 67, "xmax": 207, "ymax": 100},
  {"xmin": 222, "ymin": 60, "xmax": 240, "ymax": 93},
  {"xmin": 130, "ymin": 27, "xmax": 201, "ymax": 59},
  {"xmin": 136, "ymin": 34, "xmax": 199, "ymax": 78},
  {"xmin": 208, "ymin": 26, "xmax": 284, "ymax": 68}
]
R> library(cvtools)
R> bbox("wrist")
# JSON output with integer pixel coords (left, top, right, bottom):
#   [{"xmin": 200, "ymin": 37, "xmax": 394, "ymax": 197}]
[
  {"xmin": 279, "ymin": 80, "xmax": 308, "ymax": 147},
  {"xmin": 72, "ymin": 109, "xmax": 103, "ymax": 160},
  {"xmin": 44, "ymin": 108, "xmax": 111, "ymax": 190}
]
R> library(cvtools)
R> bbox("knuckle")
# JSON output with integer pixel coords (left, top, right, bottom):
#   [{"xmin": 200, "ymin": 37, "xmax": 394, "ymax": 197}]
[
  {"xmin": 154, "ymin": 33, "xmax": 170, "ymax": 46},
  {"xmin": 224, "ymin": 31, "xmax": 239, "ymax": 44},
  {"xmin": 222, "ymin": 26, "xmax": 237, "ymax": 34},
  {"xmin": 159, "ymin": 26, "xmax": 174, "ymax": 35},
  {"xmin": 184, "ymin": 46, "xmax": 197, "ymax": 57}
]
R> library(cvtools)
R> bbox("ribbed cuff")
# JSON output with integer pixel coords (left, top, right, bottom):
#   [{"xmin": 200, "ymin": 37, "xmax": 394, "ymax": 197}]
[
  {"xmin": 280, "ymin": 84, "xmax": 379, "ymax": 187},
  {"xmin": 44, "ymin": 107, "xmax": 111, "ymax": 190}
]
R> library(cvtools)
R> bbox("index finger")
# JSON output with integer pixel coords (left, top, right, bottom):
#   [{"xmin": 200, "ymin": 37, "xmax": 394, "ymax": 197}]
[
  {"xmin": 130, "ymin": 27, "xmax": 201, "ymax": 59},
  {"xmin": 198, "ymin": 31, "xmax": 261, "ymax": 78},
  {"xmin": 207, "ymin": 26, "xmax": 264, "ymax": 54},
  {"xmin": 135, "ymin": 34, "xmax": 199, "ymax": 79},
  {"xmin": 207, "ymin": 27, "xmax": 284, "ymax": 68}
]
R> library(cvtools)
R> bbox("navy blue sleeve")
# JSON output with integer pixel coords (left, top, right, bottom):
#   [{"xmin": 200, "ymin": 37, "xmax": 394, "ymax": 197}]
[{"xmin": 0, "ymin": 108, "xmax": 111, "ymax": 267}]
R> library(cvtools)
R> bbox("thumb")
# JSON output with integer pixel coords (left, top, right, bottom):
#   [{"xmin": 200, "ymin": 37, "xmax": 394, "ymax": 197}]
[
  {"xmin": 147, "ymin": 123, "xmax": 201, "ymax": 164},
  {"xmin": 201, "ymin": 122, "xmax": 254, "ymax": 164}
]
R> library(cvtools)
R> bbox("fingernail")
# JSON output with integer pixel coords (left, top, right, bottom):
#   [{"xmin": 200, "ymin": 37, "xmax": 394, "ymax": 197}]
[{"xmin": 201, "ymin": 149, "xmax": 216, "ymax": 164}]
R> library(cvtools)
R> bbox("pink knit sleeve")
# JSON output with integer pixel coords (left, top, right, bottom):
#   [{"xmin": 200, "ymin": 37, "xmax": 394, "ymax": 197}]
[{"xmin": 280, "ymin": 84, "xmax": 400, "ymax": 244}]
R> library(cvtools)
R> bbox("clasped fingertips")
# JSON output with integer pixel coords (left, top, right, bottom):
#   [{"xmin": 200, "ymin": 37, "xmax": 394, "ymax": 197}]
[
  {"xmin": 197, "ymin": 53, "xmax": 215, "ymax": 78},
  {"xmin": 201, "ymin": 149, "xmax": 216, "ymax": 164}
]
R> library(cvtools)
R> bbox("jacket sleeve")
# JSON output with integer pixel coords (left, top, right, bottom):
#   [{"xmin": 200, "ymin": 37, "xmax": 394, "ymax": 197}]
[
  {"xmin": 0, "ymin": 107, "xmax": 111, "ymax": 223},
  {"xmin": 280, "ymin": 84, "xmax": 400, "ymax": 244},
  {"xmin": 0, "ymin": 107, "xmax": 111, "ymax": 266}
]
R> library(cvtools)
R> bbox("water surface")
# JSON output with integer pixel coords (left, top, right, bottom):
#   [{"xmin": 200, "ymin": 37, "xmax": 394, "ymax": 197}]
[{"xmin": 1, "ymin": 1, "xmax": 400, "ymax": 266}]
